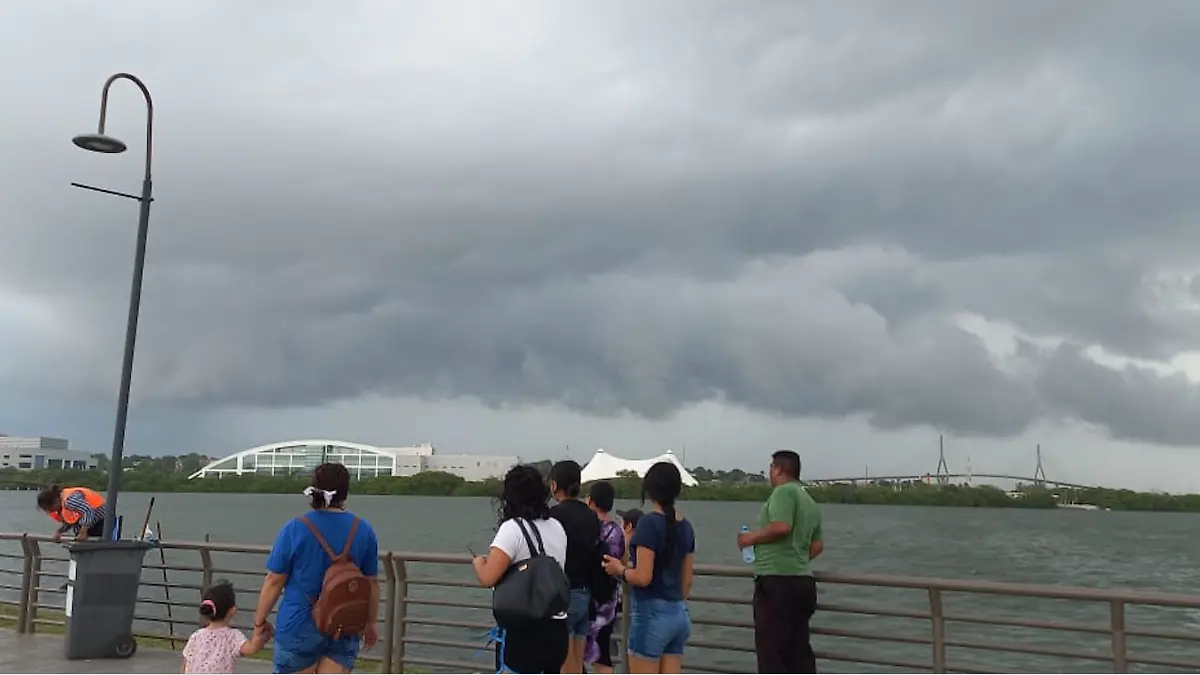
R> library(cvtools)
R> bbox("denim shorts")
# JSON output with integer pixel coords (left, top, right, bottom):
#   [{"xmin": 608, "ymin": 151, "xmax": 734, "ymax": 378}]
[
  {"xmin": 628, "ymin": 598, "xmax": 690, "ymax": 659},
  {"xmin": 272, "ymin": 621, "xmax": 361, "ymax": 673},
  {"xmin": 567, "ymin": 587, "xmax": 592, "ymax": 638}
]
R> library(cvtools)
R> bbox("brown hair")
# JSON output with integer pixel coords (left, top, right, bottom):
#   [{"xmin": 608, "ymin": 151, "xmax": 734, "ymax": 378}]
[
  {"xmin": 310, "ymin": 463, "xmax": 350, "ymax": 509},
  {"xmin": 36, "ymin": 485, "xmax": 63, "ymax": 511}
]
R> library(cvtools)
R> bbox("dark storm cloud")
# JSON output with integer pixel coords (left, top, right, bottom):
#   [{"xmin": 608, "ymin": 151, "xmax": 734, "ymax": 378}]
[
  {"xmin": 2, "ymin": 0, "xmax": 1200, "ymax": 445},
  {"xmin": 121, "ymin": 262, "xmax": 1037, "ymax": 436},
  {"xmin": 1034, "ymin": 344, "xmax": 1200, "ymax": 447}
]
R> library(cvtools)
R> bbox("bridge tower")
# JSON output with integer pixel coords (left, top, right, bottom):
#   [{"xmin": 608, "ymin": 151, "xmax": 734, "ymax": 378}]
[
  {"xmin": 1033, "ymin": 444, "xmax": 1047, "ymax": 487},
  {"xmin": 935, "ymin": 434, "xmax": 951, "ymax": 485}
]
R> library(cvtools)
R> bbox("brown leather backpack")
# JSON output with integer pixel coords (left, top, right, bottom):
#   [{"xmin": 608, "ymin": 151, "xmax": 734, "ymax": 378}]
[{"xmin": 299, "ymin": 515, "xmax": 372, "ymax": 639}]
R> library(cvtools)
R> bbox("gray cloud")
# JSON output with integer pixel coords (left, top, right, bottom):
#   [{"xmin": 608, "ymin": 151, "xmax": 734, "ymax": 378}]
[
  {"xmin": 1034, "ymin": 343, "xmax": 1200, "ymax": 447},
  {"xmin": 3, "ymin": 0, "xmax": 1200, "ymax": 453}
]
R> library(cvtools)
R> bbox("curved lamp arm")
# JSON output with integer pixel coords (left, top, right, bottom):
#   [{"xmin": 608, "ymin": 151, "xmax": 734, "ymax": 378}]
[{"xmin": 94, "ymin": 72, "xmax": 154, "ymax": 180}]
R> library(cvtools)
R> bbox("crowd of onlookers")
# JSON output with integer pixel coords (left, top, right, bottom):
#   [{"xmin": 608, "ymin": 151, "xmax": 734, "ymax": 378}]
[
  {"xmin": 43, "ymin": 449, "xmax": 822, "ymax": 673},
  {"xmin": 471, "ymin": 448, "xmax": 824, "ymax": 674}
]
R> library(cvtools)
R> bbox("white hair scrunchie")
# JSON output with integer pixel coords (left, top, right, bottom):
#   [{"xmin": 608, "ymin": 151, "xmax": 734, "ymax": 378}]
[{"xmin": 303, "ymin": 486, "xmax": 338, "ymax": 505}]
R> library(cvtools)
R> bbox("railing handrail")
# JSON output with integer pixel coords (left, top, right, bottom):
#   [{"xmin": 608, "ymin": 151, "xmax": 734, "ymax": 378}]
[
  {"xmin": 4, "ymin": 530, "xmax": 1200, "ymax": 673},
  {"xmin": 4, "ymin": 531, "xmax": 1198, "ymax": 609}
]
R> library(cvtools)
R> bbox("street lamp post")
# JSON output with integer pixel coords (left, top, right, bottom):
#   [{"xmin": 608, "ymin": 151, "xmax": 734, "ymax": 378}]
[{"xmin": 71, "ymin": 73, "xmax": 154, "ymax": 541}]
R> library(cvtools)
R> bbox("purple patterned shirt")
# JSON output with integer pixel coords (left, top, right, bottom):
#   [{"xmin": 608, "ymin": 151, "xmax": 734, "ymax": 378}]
[{"xmin": 585, "ymin": 519, "xmax": 626, "ymax": 665}]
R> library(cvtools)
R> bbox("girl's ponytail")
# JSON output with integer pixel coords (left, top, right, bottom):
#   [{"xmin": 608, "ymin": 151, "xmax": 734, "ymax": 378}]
[
  {"xmin": 661, "ymin": 498, "xmax": 678, "ymax": 566},
  {"xmin": 199, "ymin": 580, "xmax": 236, "ymax": 622}
]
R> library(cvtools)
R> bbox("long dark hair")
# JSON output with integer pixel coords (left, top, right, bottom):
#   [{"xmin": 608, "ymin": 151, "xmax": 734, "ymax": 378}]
[
  {"xmin": 641, "ymin": 462, "xmax": 683, "ymax": 568},
  {"xmin": 495, "ymin": 464, "xmax": 551, "ymax": 526},
  {"xmin": 310, "ymin": 463, "xmax": 350, "ymax": 509}
]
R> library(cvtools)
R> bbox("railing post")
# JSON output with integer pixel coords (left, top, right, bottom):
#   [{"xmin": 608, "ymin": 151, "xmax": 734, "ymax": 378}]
[
  {"xmin": 199, "ymin": 546, "xmax": 214, "ymax": 593},
  {"xmin": 392, "ymin": 557, "xmax": 408, "ymax": 673},
  {"xmin": 620, "ymin": 580, "xmax": 631, "ymax": 674},
  {"xmin": 16, "ymin": 535, "xmax": 32, "ymax": 634},
  {"xmin": 26, "ymin": 538, "xmax": 42, "ymax": 634},
  {"xmin": 1110, "ymin": 599, "xmax": 1127, "ymax": 673},
  {"xmin": 928, "ymin": 588, "xmax": 946, "ymax": 674},
  {"xmin": 381, "ymin": 553, "xmax": 396, "ymax": 673}
]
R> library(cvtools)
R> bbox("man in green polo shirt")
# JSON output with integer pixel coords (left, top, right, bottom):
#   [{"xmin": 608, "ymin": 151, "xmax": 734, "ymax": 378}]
[{"xmin": 737, "ymin": 449, "xmax": 823, "ymax": 673}]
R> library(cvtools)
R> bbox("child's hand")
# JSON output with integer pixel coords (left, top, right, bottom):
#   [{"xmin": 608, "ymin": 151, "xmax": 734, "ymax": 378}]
[
  {"xmin": 241, "ymin": 623, "xmax": 272, "ymax": 657},
  {"xmin": 254, "ymin": 621, "xmax": 273, "ymax": 645}
]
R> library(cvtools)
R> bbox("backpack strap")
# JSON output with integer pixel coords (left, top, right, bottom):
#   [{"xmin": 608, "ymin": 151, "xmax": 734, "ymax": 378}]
[
  {"xmin": 298, "ymin": 516, "xmax": 338, "ymax": 561},
  {"xmin": 338, "ymin": 517, "xmax": 361, "ymax": 562},
  {"xmin": 299, "ymin": 515, "xmax": 361, "ymax": 563},
  {"xmin": 514, "ymin": 518, "xmax": 546, "ymax": 557}
]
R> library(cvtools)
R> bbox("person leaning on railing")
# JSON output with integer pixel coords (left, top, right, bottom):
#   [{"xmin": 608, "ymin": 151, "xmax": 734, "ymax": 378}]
[
  {"xmin": 737, "ymin": 449, "xmax": 824, "ymax": 674},
  {"xmin": 36, "ymin": 484, "xmax": 107, "ymax": 542}
]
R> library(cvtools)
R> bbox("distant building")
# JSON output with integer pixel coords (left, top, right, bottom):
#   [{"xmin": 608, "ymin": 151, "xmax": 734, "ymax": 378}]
[
  {"xmin": 579, "ymin": 448, "xmax": 699, "ymax": 487},
  {"xmin": 0, "ymin": 435, "xmax": 95, "ymax": 471},
  {"xmin": 187, "ymin": 439, "xmax": 519, "ymax": 482}
]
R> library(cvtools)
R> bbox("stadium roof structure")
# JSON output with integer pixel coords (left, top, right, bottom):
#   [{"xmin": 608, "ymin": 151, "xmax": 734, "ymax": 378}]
[
  {"xmin": 579, "ymin": 448, "xmax": 699, "ymax": 487},
  {"xmin": 186, "ymin": 439, "xmax": 433, "ymax": 479}
]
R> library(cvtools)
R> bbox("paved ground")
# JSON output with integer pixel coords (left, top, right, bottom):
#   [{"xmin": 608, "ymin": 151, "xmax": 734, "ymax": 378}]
[{"xmin": 0, "ymin": 630, "xmax": 274, "ymax": 673}]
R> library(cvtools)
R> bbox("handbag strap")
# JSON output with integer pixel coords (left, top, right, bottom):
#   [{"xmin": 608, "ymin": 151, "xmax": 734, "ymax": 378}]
[{"xmin": 514, "ymin": 518, "xmax": 546, "ymax": 557}]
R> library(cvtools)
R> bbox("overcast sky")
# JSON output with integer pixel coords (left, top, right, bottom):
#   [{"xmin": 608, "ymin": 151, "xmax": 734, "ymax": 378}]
[{"xmin": 2, "ymin": 1, "xmax": 1200, "ymax": 491}]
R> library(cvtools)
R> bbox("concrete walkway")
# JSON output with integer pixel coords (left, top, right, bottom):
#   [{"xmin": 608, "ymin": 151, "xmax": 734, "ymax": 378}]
[{"xmin": 0, "ymin": 630, "xmax": 273, "ymax": 673}]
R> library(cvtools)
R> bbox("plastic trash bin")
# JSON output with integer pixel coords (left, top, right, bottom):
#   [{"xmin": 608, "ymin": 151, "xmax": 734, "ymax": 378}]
[{"xmin": 62, "ymin": 539, "xmax": 153, "ymax": 659}]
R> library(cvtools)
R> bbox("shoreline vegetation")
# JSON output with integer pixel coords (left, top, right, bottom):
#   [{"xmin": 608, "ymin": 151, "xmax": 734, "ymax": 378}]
[{"xmin": 4, "ymin": 461, "xmax": 1200, "ymax": 513}]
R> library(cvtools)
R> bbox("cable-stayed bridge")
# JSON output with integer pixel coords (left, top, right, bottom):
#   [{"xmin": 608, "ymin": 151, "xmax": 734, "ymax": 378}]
[{"xmin": 805, "ymin": 438, "xmax": 1098, "ymax": 490}]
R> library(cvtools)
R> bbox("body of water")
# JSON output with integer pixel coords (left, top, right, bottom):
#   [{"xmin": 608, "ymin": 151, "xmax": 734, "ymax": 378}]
[{"xmin": 1, "ymin": 491, "xmax": 1197, "ymax": 672}]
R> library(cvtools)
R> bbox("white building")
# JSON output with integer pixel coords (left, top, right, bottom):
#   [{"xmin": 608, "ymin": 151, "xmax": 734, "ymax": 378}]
[
  {"xmin": 187, "ymin": 439, "xmax": 519, "ymax": 482},
  {"xmin": 580, "ymin": 449, "xmax": 699, "ymax": 487},
  {"xmin": 0, "ymin": 435, "xmax": 95, "ymax": 471}
]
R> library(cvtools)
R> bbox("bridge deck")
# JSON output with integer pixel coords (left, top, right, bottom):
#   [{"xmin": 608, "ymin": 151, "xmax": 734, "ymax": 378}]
[{"xmin": 0, "ymin": 630, "xmax": 273, "ymax": 673}]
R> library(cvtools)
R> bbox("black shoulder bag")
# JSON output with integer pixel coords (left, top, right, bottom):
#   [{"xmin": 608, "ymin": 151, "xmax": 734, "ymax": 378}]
[{"xmin": 492, "ymin": 519, "xmax": 571, "ymax": 629}]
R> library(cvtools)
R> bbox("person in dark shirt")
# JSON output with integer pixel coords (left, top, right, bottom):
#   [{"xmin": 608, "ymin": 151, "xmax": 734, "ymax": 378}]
[
  {"xmin": 617, "ymin": 507, "xmax": 643, "ymax": 557},
  {"xmin": 549, "ymin": 460, "xmax": 602, "ymax": 674},
  {"xmin": 602, "ymin": 462, "xmax": 696, "ymax": 674}
]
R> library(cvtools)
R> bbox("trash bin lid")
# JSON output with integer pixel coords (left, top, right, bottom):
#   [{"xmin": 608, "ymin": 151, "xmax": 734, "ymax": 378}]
[{"xmin": 63, "ymin": 540, "xmax": 155, "ymax": 553}]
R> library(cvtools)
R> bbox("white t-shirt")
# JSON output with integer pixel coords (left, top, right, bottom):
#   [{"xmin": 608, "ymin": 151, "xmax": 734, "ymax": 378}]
[
  {"xmin": 489, "ymin": 517, "xmax": 570, "ymax": 620},
  {"xmin": 490, "ymin": 517, "xmax": 568, "ymax": 568}
]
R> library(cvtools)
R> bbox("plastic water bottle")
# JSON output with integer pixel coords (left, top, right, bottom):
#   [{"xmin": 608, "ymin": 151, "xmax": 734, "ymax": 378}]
[{"xmin": 741, "ymin": 526, "xmax": 755, "ymax": 564}]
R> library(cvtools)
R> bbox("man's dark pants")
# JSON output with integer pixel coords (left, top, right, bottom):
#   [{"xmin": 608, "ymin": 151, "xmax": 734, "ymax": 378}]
[{"xmin": 753, "ymin": 574, "xmax": 817, "ymax": 673}]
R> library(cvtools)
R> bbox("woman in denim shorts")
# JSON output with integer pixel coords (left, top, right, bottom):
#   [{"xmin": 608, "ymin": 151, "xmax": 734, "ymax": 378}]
[{"xmin": 601, "ymin": 462, "xmax": 695, "ymax": 674}]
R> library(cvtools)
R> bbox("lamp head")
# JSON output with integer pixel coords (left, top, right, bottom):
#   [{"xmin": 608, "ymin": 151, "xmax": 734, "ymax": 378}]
[{"xmin": 72, "ymin": 133, "xmax": 127, "ymax": 154}]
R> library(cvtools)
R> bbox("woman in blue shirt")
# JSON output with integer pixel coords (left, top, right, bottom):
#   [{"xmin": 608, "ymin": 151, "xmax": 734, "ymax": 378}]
[
  {"xmin": 602, "ymin": 462, "xmax": 695, "ymax": 674},
  {"xmin": 252, "ymin": 463, "xmax": 381, "ymax": 673}
]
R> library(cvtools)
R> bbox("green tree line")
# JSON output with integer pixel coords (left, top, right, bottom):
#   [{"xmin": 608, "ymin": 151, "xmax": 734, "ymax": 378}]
[{"xmin": 5, "ymin": 463, "xmax": 1200, "ymax": 512}]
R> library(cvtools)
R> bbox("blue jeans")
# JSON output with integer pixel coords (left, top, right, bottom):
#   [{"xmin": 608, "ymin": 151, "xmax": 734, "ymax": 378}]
[
  {"xmin": 272, "ymin": 620, "xmax": 361, "ymax": 673},
  {"xmin": 628, "ymin": 598, "xmax": 690, "ymax": 659},
  {"xmin": 567, "ymin": 587, "xmax": 591, "ymax": 638}
]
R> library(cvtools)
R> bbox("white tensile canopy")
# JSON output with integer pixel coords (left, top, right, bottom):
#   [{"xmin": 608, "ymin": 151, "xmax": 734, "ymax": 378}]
[{"xmin": 580, "ymin": 448, "xmax": 699, "ymax": 487}]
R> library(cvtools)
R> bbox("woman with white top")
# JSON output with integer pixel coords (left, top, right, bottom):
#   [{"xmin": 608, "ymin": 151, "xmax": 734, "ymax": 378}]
[{"xmin": 473, "ymin": 464, "xmax": 570, "ymax": 673}]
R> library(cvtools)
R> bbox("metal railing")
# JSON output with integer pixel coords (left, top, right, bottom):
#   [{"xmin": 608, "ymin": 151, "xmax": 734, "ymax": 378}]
[{"xmin": 0, "ymin": 532, "xmax": 1198, "ymax": 673}]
